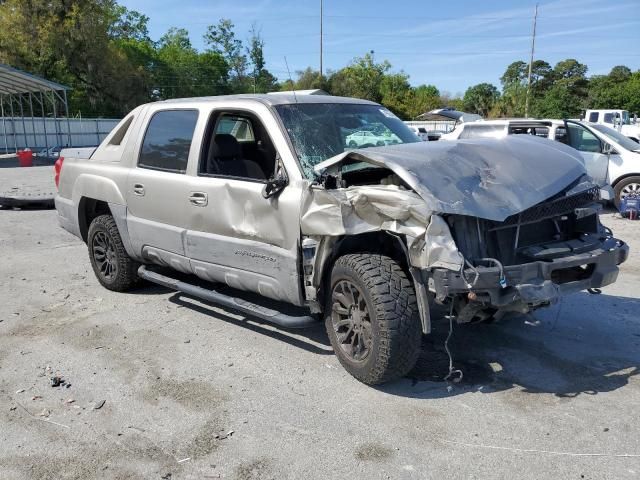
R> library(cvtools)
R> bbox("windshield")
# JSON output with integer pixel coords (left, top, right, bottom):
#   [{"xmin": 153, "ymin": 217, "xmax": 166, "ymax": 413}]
[
  {"xmin": 274, "ymin": 103, "xmax": 420, "ymax": 178},
  {"xmin": 591, "ymin": 124, "xmax": 640, "ymax": 152}
]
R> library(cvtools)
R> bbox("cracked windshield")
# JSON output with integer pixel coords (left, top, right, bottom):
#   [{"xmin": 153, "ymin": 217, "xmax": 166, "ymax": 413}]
[{"xmin": 275, "ymin": 103, "xmax": 420, "ymax": 178}]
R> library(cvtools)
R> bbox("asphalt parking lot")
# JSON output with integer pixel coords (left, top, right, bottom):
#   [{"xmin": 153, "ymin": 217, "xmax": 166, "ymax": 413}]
[{"xmin": 1, "ymin": 207, "xmax": 639, "ymax": 479}]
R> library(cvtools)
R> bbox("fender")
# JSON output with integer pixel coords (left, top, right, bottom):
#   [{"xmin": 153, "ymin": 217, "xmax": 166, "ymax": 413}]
[{"xmin": 71, "ymin": 173, "xmax": 126, "ymax": 207}]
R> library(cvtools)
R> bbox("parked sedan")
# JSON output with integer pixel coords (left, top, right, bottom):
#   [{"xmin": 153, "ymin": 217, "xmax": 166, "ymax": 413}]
[{"xmin": 345, "ymin": 130, "xmax": 399, "ymax": 148}]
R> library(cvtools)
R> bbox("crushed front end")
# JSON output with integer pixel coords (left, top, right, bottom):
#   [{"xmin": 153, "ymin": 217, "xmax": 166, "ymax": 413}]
[{"xmin": 428, "ymin": 184, "xmax": 628, "ymax": 321}]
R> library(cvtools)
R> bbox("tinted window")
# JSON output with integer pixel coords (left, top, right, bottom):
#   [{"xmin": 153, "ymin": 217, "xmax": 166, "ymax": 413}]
[
  {"xmin": 555, "ymin": 127, "xmax": 568, "ymax": 144},
  {"xmin": 588, "ymin": 112, "xmax": 598, "ymax": 122},
  {"xmin": 604, "ymin": 113, "xmax": 614, "ymax": 124},
  {"xmin": 139, "ymin": 110, "xmax": 198, "ymax": 172}
]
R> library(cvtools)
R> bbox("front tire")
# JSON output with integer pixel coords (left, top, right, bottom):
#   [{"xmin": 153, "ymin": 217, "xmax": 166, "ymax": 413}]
[
  {"xmin": 325, "ymin": 254, "xmax": 422, "ymax": 385},
  {"xmin": 614, "ymin": 176, "xmax": 640, "ymax": 209},
  {"xmin": 87, "ymin": 214, "xmax": 140, "ymax": 292}
]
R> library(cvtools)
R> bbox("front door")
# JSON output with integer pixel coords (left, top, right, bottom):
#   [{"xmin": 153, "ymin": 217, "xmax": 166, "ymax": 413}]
[
  {"xmin": 184, "ymin": 108, "xmax": 304, "ymax": 306},
  {"xmin": 564, "ymin": 121, "xmax": 609, "ymax": 186}
]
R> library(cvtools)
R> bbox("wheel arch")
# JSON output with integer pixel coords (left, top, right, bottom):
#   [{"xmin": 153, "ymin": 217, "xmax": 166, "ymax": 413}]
[
  {"xmin": 319, "ymin": 231, "xmax": 410, "ymax": 292},
  {"xmin": 314, "ymin": 230, "xmax": 430, "ymax": 333},
  {"xmin": 611, "ymin": 172, "xmax": 640, "ymax": 188},
  {"xmin": 78, "ymin": 197, "xmax": 111, "ymax": 242}
]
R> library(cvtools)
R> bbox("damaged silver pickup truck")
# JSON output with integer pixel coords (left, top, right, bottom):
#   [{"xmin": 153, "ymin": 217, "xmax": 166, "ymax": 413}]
[{"xmin": 54, "ymin": 94, "xmax": 628, "ymax": 385}]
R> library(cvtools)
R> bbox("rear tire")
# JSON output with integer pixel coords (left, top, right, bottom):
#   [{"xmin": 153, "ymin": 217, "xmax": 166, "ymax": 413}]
[
  {"xmin": 614, "ymin": 176, "xmax": 640, "ymax": 209},
  {"xmin": 325, "ymin": 254, "xmax": 422, "ymax": 385},
  {"xmin": 87, "ymin": 214, "xmax": 140, "ymax": 292}
]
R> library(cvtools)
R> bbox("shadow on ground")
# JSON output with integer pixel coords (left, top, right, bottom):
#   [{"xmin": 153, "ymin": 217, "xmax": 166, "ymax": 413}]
[
  {"xmin": 387, "ymin": 291, "xmax": 640, "ymax": 399},
  {"xmin": 132, "ymin": 276, "xmax": 640, "ymax": 399}
]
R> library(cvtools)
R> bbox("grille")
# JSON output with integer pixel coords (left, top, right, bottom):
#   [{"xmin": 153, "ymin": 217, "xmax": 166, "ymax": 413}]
[{"xmin": 499, "ymin": 186, "xmax": 599, "ymax": 227}]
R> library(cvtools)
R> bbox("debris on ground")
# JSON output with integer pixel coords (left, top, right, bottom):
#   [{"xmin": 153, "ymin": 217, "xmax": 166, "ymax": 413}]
[
  {"xmin": 15, "ymin": 389, "xmax": 25, "ymax": 394},
  {"xmin": 50, "ymin": 376, "xmax": 64, "ymax": 387},
  {"xmin": 39, "ymin": 409, "xmax": 50, "ymax": 417},
  {"xmin": 215, "ymin": 430, "xmax": 234, "ymax": 440},
  {"xmin": 93, "ymin": 400, "xmax": 106, "ymax": 410}
]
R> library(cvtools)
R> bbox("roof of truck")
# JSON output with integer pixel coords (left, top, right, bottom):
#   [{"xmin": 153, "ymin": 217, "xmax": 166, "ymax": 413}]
[{"xmin": 157, "ymin": 93, "xmax": 378, "ymax": 107}]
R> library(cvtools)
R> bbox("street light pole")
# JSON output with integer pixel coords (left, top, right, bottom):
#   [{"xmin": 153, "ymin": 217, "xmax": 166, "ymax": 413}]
[
  {"xmin": 525, "ymin": 3, "xmax": 538, "ymax": 118},
  {"xmin": 320, "ymin": 0, "xmax": 323, "ymax": 81}
]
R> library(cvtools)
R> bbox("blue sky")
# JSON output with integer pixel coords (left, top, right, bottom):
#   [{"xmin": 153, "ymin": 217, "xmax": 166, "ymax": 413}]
[{"xmin": 119, "ymin": 0, "xmax": 640, "ymax": 95}]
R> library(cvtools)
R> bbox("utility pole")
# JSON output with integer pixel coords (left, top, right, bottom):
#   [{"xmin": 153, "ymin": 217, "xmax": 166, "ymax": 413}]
[
  {"xmin": 319, "ymin": 0, "xmax": 323, "ymax": 81},
  {"xmin": 525, "ymin": 3, "xmax": 538, "ymax": 118}
]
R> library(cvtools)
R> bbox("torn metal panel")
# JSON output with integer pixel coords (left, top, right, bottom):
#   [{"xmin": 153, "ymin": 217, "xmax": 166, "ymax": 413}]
[
  {"xmin": 410, "ymin": 215, "xmax": 464, "ymax": 270},
  {"xmin": 301, "ymin": 184, "xmax": 431, "ymax": 237},
  {"xmin": 314, "ymin": 135, "xmax": 588, "ymax": 222}
]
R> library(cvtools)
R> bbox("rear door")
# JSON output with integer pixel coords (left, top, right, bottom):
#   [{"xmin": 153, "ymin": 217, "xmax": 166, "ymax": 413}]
[
  {"xmin": 184, "ymin": 105, "xmax": 304, "ymax": 306},
  {"xmin": 125, "ymin": 109, "xmax": 199, "ymax": 272},
  {"xmin": 564, "ymin": 120, "xmax": 609, "ymax": 185}
]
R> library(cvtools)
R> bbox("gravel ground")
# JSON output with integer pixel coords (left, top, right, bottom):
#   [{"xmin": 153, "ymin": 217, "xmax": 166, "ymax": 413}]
[{"xmin": 0, "ymin": 208, "xmax": 639, "ymax": 480}]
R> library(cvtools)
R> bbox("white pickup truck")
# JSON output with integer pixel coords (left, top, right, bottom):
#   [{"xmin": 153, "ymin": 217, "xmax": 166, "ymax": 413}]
[
  {"xmin": 583, "ymin": 109, "xmax": 640, "ymax": 143},
  {"xmin": 54, "ymin": 94, "xmax": 628, "ymax": 385}
]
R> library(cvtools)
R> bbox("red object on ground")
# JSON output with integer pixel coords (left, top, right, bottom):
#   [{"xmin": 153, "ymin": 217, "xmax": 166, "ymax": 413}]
[
  {"xmin": 54, "ymin": 157, "xmax": 64, "ymax": 188},
  {"xmin": 17, "ymin": 148, "xmax": 33, "ymax": 167}
]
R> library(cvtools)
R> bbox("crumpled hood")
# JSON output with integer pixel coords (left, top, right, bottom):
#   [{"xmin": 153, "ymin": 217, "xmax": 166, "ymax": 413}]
[{"xmin": 314, "ymin": 135, "xmax": 588, "ymax": 222}]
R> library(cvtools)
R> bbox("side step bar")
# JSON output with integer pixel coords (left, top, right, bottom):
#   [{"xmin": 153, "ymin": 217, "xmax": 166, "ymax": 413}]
[{"xmin": 138, "ymin": 266, "xmax": 318, "ymax": 329}]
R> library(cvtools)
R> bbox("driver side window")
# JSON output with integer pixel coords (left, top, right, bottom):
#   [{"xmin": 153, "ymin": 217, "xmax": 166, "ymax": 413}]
[{"xmin": 199, "ymin": 111, "xmax": 277, "ymax": 181}]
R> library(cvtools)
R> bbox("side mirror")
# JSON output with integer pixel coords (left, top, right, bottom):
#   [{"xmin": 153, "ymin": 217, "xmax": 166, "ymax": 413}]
[
  {"xmin": 603, "ymin": 143, "xmax": 617, "ymax": 155},
  {"xmin": 262, "ymin": 172, "xmax": 288, "ymax": 199}
]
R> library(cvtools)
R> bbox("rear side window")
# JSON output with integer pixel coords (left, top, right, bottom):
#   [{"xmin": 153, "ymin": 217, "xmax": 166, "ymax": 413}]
[
  {"xmin": 459, "ymin": 125, "xmax": 504, "ymax": 139},
  {"xmin": 588, "ymin": 112, "xmax": 598, "ymax": 122},
  {"xmin": 603, "ymin": 113, "xmax": 614, "ymax": 124},
  {"xmin": 216, "ymin": 116, "xmax": 254, "ymax": 141},
  {"xmin": 138, "ymin": 110, "xmax": 198, "ymax": 172},
  {"xmin": 109, "ymin": 116, "xmax": 133, "ymax": 146}
]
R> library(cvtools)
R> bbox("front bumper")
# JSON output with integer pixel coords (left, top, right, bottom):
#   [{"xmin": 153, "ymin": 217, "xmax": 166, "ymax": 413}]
[{"xmin": 429, "ymin": 236, "xmax": 628, "ymax": 310}]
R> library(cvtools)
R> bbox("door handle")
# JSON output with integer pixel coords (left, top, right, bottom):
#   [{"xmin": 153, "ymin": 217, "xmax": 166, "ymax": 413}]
[
  {"xmin": 189, "ymin": 192, "xmax": 208, "ymax": 206},
  {"xmin": 133, "ymin": 183, "xmax": 145, "ymax": 196}
]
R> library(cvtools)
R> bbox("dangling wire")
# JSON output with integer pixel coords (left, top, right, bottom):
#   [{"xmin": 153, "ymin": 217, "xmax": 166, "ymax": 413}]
[{"xmin": 444, "ymin": 300, "xmax": 463, "ymax": 383}]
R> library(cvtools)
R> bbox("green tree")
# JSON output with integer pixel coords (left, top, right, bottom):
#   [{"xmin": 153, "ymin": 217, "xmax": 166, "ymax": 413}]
[
  {"xmin": 155, "ymin": 28, "xmax": 228, "ymax": 99},
  {"xmin": 463, "ymin": 83, "xmax": 499, "ymax": 117},
  {"xmin": 379, "ymin": 72, "xmax": 412, "ymax": 118},
  {"xmin": 587, "ymin": 66, "xmax": 639, "ymax": 112},
  {"xmin": 281, "ymin": 67, "xmax": 327, "ymax": 91},
  {"xmin": 328, "ymin": 52, "xmax": 391, "ymax": 102},
  {"xmin": 247, "ymin": 25, "xmax": 278, "ymax": 93},
  {"xmin": 498, "ymin": 60, "xmax": 528, "ymax": 116},
  {"xmin": 204, "ymin": 19, "xmax": 248, "ymax": 91},
  {"xmin": 534, "ymin": 59, "xmax": 588, "ymax": 117},
  {"xmin": 0, "ymin": 0, "xmax": 154, "ymax": 116},
  {"xmin": 404, "ymin": 84, "xmax": 441, "ymax": 119}
]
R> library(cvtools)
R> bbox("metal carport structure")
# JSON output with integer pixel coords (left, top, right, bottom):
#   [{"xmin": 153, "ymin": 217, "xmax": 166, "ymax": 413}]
[{"xmin": 0, "ymin": 63, "xmax": 71, "ymax": 155}]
